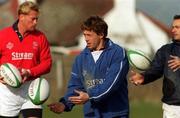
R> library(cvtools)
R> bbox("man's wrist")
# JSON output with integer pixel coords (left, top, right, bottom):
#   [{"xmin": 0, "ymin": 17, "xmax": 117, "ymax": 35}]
[{"xmin": 27, "ymin": 69, "xmax": 31, "ymax": 77}]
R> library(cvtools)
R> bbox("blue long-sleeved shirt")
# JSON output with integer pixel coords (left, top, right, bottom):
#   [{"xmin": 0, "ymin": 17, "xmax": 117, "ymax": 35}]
[{"xmin": 60, "ymin": 39, "xmax": 129, "ymax": 117}]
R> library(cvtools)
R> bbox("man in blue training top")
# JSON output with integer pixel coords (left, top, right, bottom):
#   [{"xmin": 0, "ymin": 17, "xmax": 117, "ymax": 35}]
[{"xmin": 48, "ymin": 15, "xmax": 129, "ymax": 118}]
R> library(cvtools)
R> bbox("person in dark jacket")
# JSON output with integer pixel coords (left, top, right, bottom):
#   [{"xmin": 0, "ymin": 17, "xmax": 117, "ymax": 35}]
[
  {"xmin": 48, "ymin": 15, "xmax": 130, "ymax": 118},
  {"xmin": 130, "ymin": 15, "xmax": 180, "ymax": 118}
]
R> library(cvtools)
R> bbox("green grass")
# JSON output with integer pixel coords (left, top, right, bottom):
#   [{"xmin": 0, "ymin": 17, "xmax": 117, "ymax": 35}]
[
  {"xmin": 130, "ymin": 101, "xmax": 162, "ymax": 118},
  {"xmin": 42, "ymin": 101, "xmax": 162, "ymax": 118},
  {"xmin": 43, "ymin": 105, "xmax": 83, "ymax": 118}
]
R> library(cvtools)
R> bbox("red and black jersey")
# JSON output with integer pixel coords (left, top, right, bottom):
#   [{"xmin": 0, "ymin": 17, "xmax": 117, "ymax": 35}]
[{"xmin": 0, "ymin": 22, "xmax": 52, "ymax": 81}]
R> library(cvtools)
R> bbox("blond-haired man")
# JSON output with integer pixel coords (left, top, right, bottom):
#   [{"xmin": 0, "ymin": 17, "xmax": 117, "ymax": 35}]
[{"xmin": 0, "ymin": 1, "xmax": 52, "ymax": 118}]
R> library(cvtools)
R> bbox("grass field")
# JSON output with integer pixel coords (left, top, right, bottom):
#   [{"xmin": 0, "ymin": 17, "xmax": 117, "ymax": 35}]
[
  {"xmin": 42, "ymin": 101, "xmax": 162, "ymax": 118},
  {"xmin": 130, "ymin": 101, "xmax": 162, "ymax": 118}
]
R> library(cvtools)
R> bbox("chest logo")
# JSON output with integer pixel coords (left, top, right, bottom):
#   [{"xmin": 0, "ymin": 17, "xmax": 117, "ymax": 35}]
[
  {"xmin": 6, "ymin": 42, "xmax": 14, "ymax": 50},
  {"xmin": 33, "ymin": 41, "xmax": 38, "ymax": 49}
]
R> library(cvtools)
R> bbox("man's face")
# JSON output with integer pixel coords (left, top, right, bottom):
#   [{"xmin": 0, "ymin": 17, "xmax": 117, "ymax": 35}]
[
  {"xmin": 171, "ymin": 19, "xmax": 180, "ymax": 41},
  {"xmin": 20, "ymin": 10, "xmax": 39, "ymax": 31},
  {"xmin": 83, "ymin": 30, "xmax": 103, "ymax": 51}
]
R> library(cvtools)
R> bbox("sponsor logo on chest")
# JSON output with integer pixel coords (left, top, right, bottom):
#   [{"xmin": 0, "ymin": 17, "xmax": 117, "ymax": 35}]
[
  {"xmin": 12, "ymin": 52, "xmax": 34, "ymax": 60},
  {"xmin": 83, "ymin": 70, "xmax": 105, "ymax": 89},
  {"xmin": 6, "ymin": 42, "xmax": 14, "ymax": 49},
  {"xmin": 5, "ymin": 41, "xmax": 36, "ymax": 60}
]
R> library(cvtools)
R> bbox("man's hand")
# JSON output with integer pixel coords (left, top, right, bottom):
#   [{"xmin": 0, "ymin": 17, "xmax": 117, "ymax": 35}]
[
  {"xmin": 0, "ymin": 68, "xmax": 5, "ymax": 84},
  {"xmin": 48, "ymin": 102, "xmax": 65, "ymax": 114},
  {"xmin": 68, "ymin": 90, "xmax": 89, "ymax": 105},
  {"xmin": 168, "ymin": 55, "xmax": 180, "ymax": 72},
  {"xmin": 20, "ymin": 68, "xmax": 31, "ymax": 83},
  {"xmin": 129, "ymin": 70, "xmax": 144, "ymax": 85},
  {"xmin": 0, "ymin": 76, "xmax": 6, "ymax": 84}
]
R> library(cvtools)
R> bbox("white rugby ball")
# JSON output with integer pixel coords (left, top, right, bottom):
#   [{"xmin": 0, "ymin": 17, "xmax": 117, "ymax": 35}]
[
  {"xmin": 127, "ymin": 49, "xmax": 151, "ymax": 71},
  {"xmin": 28, "ymin": 77, "xmax": 50, "ymax": 105},
  {"xmin": 0, "ymin": 63, "xmax": 22, "ymax": 88}
]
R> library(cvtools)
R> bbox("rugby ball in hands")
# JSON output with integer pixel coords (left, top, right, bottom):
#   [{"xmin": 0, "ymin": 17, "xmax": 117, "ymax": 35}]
[
  {"xmin": 28, "ymin": 77, "xmax": 50, "ymax": 105},
  {"xmin": 127, "ymin": 49, "xmax": 151, "ymax": 71},
  {"xmin": 0, "ymin": 63, "xmax": 22, "ymax": 88}
]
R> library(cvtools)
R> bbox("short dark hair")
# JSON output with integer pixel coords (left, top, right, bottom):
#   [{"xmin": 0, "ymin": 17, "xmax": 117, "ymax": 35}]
[
  {"xmin": 81, "ymin": 15, "xmax": 108, "ymax": 38},
  {"xmin": 173, "ymin": 15, "xmax": 180, "ymax": 20}
]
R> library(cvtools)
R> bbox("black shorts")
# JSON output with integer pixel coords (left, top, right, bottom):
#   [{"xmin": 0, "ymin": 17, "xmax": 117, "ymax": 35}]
[
  {"xmin": 21, "ymin": 108, "xmax": 42, "ymax": 118},
  {"xmin": 0, "ymin": 116, "xmax": 18, "ymax": 118}
]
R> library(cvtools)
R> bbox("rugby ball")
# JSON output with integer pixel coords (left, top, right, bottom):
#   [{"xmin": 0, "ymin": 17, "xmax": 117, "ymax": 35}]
[
  {"xmin": 28, "ymin": 77, "xmax": 50, "ymax": 105},
  {"xmin": 127, "ymin": 49, "xmax": 151, "ymax": 71},
  {"xmin": 0, "ymin": 63, "xmax": 22, "ymax": 88}
]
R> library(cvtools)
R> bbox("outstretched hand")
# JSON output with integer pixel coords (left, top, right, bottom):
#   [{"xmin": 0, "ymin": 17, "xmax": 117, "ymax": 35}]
[
  {"xmin": 129, "ymin": 70, "xmax": 144, "ymax": 85},
  {"xmin": 48, "ymin": 102, "xmax": 65, "ymax": 114},
  {"xmin": 68, "ymin": 90, "xmax": 89, "ymax": 105}
]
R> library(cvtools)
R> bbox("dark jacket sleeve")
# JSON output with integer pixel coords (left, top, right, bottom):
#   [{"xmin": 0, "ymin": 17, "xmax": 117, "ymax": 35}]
[{"xmin": 143, "ymin": 47, "xmax": 165, "ymax": 84}]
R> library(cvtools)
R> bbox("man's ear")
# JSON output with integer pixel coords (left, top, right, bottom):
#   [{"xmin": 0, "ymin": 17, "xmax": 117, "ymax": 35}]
[
  {"xmin": 99, "ymin": 33, "xmax": 104, "ymax": 39},
  {"xmin": 19, "ymin": 14, "xmax": 25, "ymax": 21}
]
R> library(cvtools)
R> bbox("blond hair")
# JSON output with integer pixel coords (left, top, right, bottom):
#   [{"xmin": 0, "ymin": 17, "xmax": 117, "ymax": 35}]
[{"xmin": 18, "ymin": 1, "xmax": 39, "ymax": 16}]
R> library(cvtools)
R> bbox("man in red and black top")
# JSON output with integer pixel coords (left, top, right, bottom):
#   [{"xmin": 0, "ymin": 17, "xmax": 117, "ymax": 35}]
[{"xmin": 0, "ymin": 1, "xmax": 52, "ymax": 118}]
